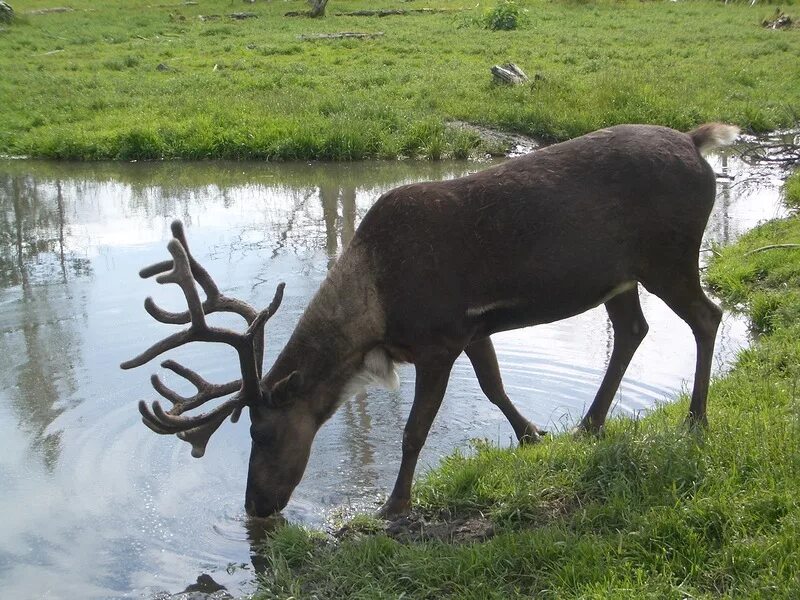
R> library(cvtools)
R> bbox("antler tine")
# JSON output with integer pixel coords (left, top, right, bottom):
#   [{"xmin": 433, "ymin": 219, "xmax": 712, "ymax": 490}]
[
  {"xmin": 140, "ymin": 260, "xmax": 173, "ymax": 279},
  {"xmin": 178, "ymin": 420, "xmax": 230, "ymax": 458},
  {"xmin": 143, "ymin": 295, "xmax": 262, "ymax": 327},
  {"xmin": 169, "ymin": 220, "xmax": 223, "ymax": 305},
  {"xmin": 123, "ymin": 220, "xmax": 286, "ymax": 458},
  {"xmin": 245, "ymin": 283, "xmax": 286, "ymax": 341},
  {"xmin": 156, "ymin": 239, "xmax": 207, "ymax": 327},
  {"xmin": 143, "ymin": 296, "xmax": 193, "ymax": 326},
  {"xmin": 151, "ymin": 359, "xmax": 241, "ymax": 415},
  {"xmin": 149, "ymin": 398, "xmax": 240, "ymax": 431},
  {"xmin": 138, "ymin": 398, "xmax": 242, "ymax": 457},
  {"xmin": 121, "ymin": 328, "xmax": 195, "ymax": 370},
  {"xmin": 139, "ymin": 221, "xmax": 262, "ymax": 329},
  {"xmin": 136, "ymin": 221, "xmax": 222, "ymax": 301},
  {"xmin": 121, "ymin": 240, "xmax": 247, "ymax": 370}
]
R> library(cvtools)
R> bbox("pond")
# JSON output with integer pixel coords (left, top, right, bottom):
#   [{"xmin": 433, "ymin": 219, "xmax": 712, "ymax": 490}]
[{"xmin": 0, "ymin": 152, "xmax": 788, "ymax": 598}]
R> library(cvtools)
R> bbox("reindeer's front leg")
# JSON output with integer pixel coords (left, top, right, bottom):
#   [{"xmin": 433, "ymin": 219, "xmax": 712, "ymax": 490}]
[{"xmin": 377, "ymin": 351, "xmax": 457, "ymax": 519}]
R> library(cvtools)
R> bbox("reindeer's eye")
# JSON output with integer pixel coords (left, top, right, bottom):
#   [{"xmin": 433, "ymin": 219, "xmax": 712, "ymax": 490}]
[
  {"xmin": 250, "ymin": 428, "xmax": 272, "ymax": 446},
  {"xmin": 250, "ymin": 418, "xmax": 280, "ymax": 447}
]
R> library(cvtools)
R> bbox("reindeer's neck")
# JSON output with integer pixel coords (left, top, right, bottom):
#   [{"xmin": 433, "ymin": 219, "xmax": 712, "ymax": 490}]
[{"xmin": 265, "ymin": 246, "xmax": 386, "ymax": 420}]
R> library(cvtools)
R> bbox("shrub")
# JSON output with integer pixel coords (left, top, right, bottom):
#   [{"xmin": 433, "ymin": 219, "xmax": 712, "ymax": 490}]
[{"xmin": 483, "ymin": 0, "xmax": 527, "ymax": 31}]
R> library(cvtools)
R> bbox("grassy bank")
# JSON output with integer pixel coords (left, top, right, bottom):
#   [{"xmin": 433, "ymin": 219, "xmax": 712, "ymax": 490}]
[
  {"xmin": 254, "ymin": 199, "xmax": 800, "ymax": 597},
  {"xmin": 1, "ymin": 0, "xmax": 799, "ymax": 160}
]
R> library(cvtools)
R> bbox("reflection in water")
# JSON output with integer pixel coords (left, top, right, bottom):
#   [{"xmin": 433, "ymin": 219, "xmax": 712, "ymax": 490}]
[
  {"xmin": 1, "ymin": 175, "xmax": 91, "ymax": 287},
  {"xmin": 244, "ymin": 514, "xmax": 288, "ymax": 577},
  {"xmin": 180, "ymin": 574, "xmax": 228, "ymax": 595},
  {"xmin": 342, "ymin": 391, "xmax": 377, "ymax": 490},
  {"xmin": 0, "ymin": 152, "xmax": 789, "ymax": 599},
  {"xmin": 0, "ymin": 174, "xmax": 91, "ymax": 471}
]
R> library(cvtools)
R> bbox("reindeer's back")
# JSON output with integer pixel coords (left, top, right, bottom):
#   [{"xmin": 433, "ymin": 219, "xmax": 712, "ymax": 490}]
[{"xmin": 353, "ymin": 125, "xmax": 717, "ymax": 343}]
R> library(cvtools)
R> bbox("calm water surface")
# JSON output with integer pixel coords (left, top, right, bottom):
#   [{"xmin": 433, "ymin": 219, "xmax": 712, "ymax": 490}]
[{"xmin": 0, "ymin": 153, "xmax": 787, "ymax": 598}]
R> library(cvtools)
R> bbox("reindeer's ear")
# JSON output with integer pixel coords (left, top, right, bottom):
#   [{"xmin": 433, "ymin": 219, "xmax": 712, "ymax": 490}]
[{"xmin": 268, "ymin": 370, "xmax": 303, "ymax": 407}]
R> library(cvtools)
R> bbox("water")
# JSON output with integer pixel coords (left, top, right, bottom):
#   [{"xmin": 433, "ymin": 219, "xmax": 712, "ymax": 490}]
[{"xmin": 0, "ymin": 152, "xmax": 788, "ymax": 599}]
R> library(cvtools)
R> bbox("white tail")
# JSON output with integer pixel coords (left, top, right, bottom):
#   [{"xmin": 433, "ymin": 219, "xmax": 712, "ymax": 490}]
[{"xmin": 689, "ymin": 123, "xmax": 740, "ymax": 152}]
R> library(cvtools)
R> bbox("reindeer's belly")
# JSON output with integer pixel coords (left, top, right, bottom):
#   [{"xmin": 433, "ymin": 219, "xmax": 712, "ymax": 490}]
[{"xmin": 465, "ymin": 280, "xmax": 636, "ymax": 337}]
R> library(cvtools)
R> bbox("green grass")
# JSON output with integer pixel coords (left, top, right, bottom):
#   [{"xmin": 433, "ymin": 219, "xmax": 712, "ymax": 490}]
[
  {"xmin": 253, "ymin": 207, "xmax": 800, "ymax": 597},
  {"xmin": 706, "ymin": 214, "xmax": 800, "ymax": 333},
  {"xmin": 785, "ymin": 168, "xmax": 800, "ymax": 210},
  {"xmin": 1, "ymin": 0, "xmax": 800, "ymax": 160}
]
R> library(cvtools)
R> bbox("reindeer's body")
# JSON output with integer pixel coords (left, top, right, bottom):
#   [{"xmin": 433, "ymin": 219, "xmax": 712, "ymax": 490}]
[
  {"xmin": 357, "ymin": 125, "xmax": 716, "ymax": 349},
  {"xmin": 124, "ymin": 123, "xmax": 736, "ymax": 519}
]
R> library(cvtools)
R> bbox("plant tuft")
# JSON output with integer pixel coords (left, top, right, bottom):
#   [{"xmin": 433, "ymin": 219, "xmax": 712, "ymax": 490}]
[{"xmin": 483, "ymin": 0, "xmax": 527, "ymax": 31}]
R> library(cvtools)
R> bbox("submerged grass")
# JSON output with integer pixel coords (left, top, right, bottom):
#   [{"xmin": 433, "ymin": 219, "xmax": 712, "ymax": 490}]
[
  {"xmin": 2, "ymin": 0, "xmax": 800, "ymax": 159},
  {"xmin": 255, "ymin": 201, "xmax": 800, "ymax": 596}
]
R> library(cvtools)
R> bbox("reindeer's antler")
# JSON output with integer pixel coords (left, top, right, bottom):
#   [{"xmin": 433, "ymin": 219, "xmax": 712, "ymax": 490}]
[{"xmin": 121, "ymin": 220, "xmax": 284, "ymax": 458}]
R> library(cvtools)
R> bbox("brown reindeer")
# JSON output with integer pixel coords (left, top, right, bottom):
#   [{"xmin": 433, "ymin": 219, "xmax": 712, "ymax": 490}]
[{"xmin": 122, "ymin": 123, "xmax": 738, "ymax": 519}]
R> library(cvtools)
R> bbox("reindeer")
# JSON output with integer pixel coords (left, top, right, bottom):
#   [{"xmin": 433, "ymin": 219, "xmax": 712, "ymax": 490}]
[{"xmin": 121, "ymin": 123, "xmax": 738, "ymax": 519}]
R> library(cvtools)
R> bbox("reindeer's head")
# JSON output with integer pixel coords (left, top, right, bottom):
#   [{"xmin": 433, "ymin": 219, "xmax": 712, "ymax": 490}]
[
  {"xmin": 121, "ymin": 221, "xmax": 309, "ymax": 518},
  {"xmin": 244, "ymin": 383, "xmax": 314, "ymax": 517}
]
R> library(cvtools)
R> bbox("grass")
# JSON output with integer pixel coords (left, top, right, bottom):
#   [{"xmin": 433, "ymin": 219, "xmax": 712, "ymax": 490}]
[
  {"xmin": 253, "ymin": 198, "xmax": 800, "ymax": 596},
  {"xmin": 785, "ymin": 168, "xmax": 800, "ymax": 210},
  {"xmin": 1, "ymin": 0, "xmax": 800, "ymax": 160},
  {"xmin": 706, "ymin": 210, "xmax": 800, "ymax": 333}
]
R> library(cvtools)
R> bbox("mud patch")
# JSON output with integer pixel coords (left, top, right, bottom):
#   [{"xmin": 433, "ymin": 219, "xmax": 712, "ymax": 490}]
[
  {"xmin": 447, "ymin": 121, "xmax": 540, "ymax": 157},
  {"xmin": 337, "ymin": 513, "xmax": 495, "ymax": 544}
]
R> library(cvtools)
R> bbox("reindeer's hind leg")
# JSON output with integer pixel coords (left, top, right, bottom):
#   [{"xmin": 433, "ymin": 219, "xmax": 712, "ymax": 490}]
[
  {"xmin": 465, "ymin": 337, "xmax": 545, "ymax": 444},
  {"xmin": 642, "ymin": 268, "xmax": 721, "ymax": 428},
  {"xmin": 578, "ymin": 287, "xmax": 649, "ymax": 434}
]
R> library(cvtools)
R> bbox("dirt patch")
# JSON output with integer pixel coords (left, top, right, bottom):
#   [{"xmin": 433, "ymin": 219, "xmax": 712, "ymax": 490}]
[
  {"xmin": 298, "ymin": 31, "xmax": 385, "ymax": 41},
  {"xmin": 447, "ymin": 121, "xmax": 540, "ymax": 157},
  {"xmin": 337, "ymin": 513, "xmax": 495, "ymax": 544},
  {"xmin": 333, "ymin": 8, "xmax": 460, "ymax": 17},
  {"xmin": 388, "ymin": 514, "xmax": 495, "ymax": 543}
]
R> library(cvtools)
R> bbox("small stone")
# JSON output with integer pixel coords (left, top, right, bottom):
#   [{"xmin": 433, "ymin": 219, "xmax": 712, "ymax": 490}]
[
  {"xmin": 0, "ymin": 1, "xmax": 14, "ymax": 23},
  {"xmin": 491, "ymin": 63, "xmax": 529, "ymax": 85}
]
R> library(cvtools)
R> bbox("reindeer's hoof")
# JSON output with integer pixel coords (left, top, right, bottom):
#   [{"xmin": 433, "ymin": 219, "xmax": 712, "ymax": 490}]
[
  {"xmin": 683, "ymin": 414, "xmax": 709, "ymax": 432},
  {"xmin": 571, "ymin": 422, "xmax": 603, "ymax": 439},
  {"xmin": 519, "ymin": 424, "xmax": 547, "ymax": 445},
  {"xmin": 376, "ymin": 497, "xmax": 412, "ymax": 520}
]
